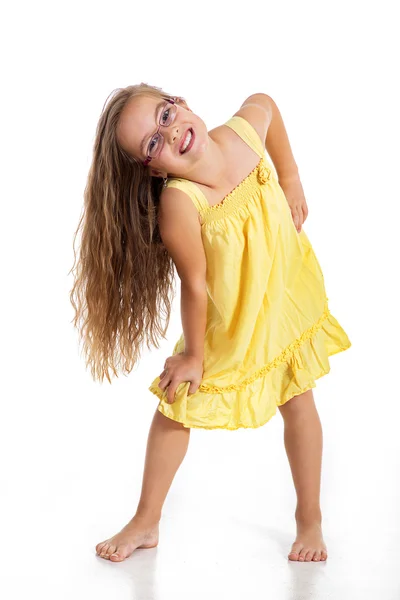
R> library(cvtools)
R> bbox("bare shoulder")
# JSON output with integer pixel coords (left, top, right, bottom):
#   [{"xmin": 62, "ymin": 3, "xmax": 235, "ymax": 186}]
[
  {"xmin": 232, "ymin": 93, "xmax": 273, "ymax": 144},
  {"xmin": 158, "ymin": 185, "xmax": 201, "ymax": 230}
]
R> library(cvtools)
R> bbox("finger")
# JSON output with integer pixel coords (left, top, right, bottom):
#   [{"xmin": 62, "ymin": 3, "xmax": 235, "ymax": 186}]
[
  {"xmin": 158, "ymin": 373, "xmax": 171, "ymax": 391},
  {"xmin": 295, "ymin": 207, "xmax": 303, "ymax": 232},
  {"xmin": 291, "ymin": 207, "xmax": 300, "ymax": 230},
  {"xmin": 301, "ymin": 204, "xmax": 308, "ymax": 229},
  {"xmin": 297, "ymin": 209, "xmax": 303, "ymax": 232},
  {"xmin": 188, "ymin": 381, "xmax": 200, "ymax": 395},
  {"xmin": 167, "ymin": 380, "xmax": 178, "ymax": 404}
]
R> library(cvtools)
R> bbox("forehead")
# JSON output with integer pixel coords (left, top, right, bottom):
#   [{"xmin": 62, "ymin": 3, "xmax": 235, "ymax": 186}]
[{"xmin": 117, "ymin": 95, "xmax": 164, "ymax": 157}]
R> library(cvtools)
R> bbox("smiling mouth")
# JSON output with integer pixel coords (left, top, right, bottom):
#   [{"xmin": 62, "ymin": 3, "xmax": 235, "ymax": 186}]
[{"xmin": 179, "ymin": 128, "xmax": 194, "ymax": 154}]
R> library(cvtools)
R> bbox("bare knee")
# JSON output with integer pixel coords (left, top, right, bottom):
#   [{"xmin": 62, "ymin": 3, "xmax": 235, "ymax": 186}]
[
  {"xmin": 155, "ymin": 406, "xmax": 191, "ymax": 431},
  {"xmin": 278, "ymin": 388, "xmax": 314, "ymax": 416}
]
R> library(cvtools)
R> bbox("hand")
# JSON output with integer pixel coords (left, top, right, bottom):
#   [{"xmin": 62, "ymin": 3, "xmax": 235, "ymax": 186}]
[
  {"xmin": 158, "ymin": 351, "xmax": 204, "ymax": 405},
  {"xmin": 279, "ymin": 176, "xmax": 309, "ymax": 233}
]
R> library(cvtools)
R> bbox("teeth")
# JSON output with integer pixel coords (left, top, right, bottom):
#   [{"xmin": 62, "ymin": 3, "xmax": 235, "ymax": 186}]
[{"xmin": 181, "ymin": 130, "xmax": 192, "ymax": 153}]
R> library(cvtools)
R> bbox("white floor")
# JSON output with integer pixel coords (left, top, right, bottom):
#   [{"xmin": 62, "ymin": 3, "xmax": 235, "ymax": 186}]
[{"xmin": 1, "ymin": 345, "xmax": 399, "ymax": 600}]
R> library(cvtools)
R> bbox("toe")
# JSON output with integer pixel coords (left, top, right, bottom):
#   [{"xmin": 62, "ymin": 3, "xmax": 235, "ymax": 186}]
[
  {"xmin": 100, "ymin": 544, "xmax": 110, "ymax": 558},
  {"xmin": 321, "ymin": 550, "xmax": 328, "ymax": 561},
  {"xmin": 313, "ymin": 550, "xmax": 322, "ymax": 561},
  {"xmin": 288, "ymin": 544, "xmax": 303, "ymax": 561},
  {"xmin": 105, "ymin": 544, "xmax": 117, "ymax": 558},
  {"xmin": 110, "ymin": 544, "xmax": 130, "ymax": 562},
  {"xmin": 298, "ymin": 548, "xmax": 308, "ymax": 561},
  {"xmin": 110, "ymin": 553, "xmax": 123, "ymax": 561},
  {"xmin": 305, "ymin": 550, "xmax": 315, "ymax": 561},
  {"xmin": 96, "ymin": 542, "xmax": 108, "ymax": 555}
]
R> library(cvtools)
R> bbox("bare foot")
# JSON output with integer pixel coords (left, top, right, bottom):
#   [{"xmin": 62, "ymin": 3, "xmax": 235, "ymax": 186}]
[
  {"xmin": 95, "ymin": 514, "xmax": 160, "ymax": 562},
  {"xmin": 288, "ymin": 520, "xmax": 328, "ymax": 562}
]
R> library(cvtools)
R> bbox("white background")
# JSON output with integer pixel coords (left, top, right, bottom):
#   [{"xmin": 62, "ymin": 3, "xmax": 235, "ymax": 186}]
[{"xmin": 1, "ymin": 0, "xmax": 399, "ymax": 598}]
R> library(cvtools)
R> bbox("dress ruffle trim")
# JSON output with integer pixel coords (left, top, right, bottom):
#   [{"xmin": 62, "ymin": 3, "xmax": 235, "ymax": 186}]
[
  {"xmin": 148, "ymin": 304, "xmax": 352, "ymax": 431},
  {"xmin": 199, "ymin": 302, "xmax": 330, "ymax": 394}
]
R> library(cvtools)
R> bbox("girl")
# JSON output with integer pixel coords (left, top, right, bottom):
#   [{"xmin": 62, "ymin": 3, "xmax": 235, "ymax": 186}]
[{"xmin": 70, "ymin": 82, "xmax": 351, "ymax": 564}]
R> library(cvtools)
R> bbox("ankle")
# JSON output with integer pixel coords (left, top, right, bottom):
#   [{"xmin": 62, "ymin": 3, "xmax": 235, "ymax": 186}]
[
  {"xmin": 295, "ymin": 506, "xmax": 322, "ymax": 526},
  {"xmin": 134, "ymin": 507, "xmax": 162, "ymax": 525}
]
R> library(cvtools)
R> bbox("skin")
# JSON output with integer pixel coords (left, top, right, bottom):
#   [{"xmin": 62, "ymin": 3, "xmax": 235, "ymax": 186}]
[
  {"xmin": 117, "ymin": 94, "xmax": 230, "ymax": 188},
  {"xmin": 97, "ymin": 95, "xmax": 326, "ymax": 562},
  {"xmin": 95, "ymin": 389, "xmax": 327, "ymax": 562}
]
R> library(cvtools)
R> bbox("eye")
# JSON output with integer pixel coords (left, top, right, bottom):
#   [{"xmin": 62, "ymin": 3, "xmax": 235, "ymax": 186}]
[
  {"xmin": 149, "ymin": 136, "xmax": 158, "ymax": 152},
  {"xmin": 149, "ymin": 137, "xmax": 157, "ymax": 154},
  {"xmin": 148, "ymin": 133, "xmax": 161, "ymax": 155},
  {"xmin": 161, "ymin": 108, "xmax": 170, "ymax": 124}
]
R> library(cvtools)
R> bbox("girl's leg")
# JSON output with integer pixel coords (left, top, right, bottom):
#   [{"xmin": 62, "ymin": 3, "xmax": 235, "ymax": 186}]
[
  {"xmin": 95, "ymin": 407, "xmax": 191, "ymax": 562},
  {"xmin": 277, "ymin": 388, "xmax": 328, "ymax": 562}
]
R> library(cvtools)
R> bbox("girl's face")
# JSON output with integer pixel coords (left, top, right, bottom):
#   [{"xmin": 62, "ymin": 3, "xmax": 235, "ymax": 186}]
[{"xmin": 117, "ymin": 94, "xmax": 208, "ymax": 178}]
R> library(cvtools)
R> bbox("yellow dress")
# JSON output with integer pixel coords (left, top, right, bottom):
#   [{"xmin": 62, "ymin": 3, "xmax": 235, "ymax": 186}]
[{"xmin": 148, "ymin": 115, "xmax": 351, "ymax": 430}]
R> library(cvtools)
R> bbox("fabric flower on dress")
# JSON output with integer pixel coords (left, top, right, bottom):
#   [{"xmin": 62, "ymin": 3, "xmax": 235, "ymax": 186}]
[{"xmin": 257, "ymin": 159, "xmax": 271, "ymax": 185}]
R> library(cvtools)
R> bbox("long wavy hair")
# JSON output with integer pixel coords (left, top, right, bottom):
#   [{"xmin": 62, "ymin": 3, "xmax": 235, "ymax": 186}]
[{"xmin": 69, "ymin": 82, "xmax": 182, "ymax": 383}]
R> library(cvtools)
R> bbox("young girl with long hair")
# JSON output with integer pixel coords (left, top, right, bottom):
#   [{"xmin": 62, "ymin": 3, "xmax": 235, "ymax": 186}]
[{"xmin": 69, "ymin": 82, "xmax": 351, "ymax": 563}]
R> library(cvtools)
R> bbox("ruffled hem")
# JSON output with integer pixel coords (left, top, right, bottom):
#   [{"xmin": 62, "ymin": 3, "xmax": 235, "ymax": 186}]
[{"xmin": 148, "ymin": 310, "xmax": 351, "ymax": 431}]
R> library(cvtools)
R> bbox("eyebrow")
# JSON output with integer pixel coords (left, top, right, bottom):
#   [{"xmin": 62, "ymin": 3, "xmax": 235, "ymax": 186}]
[{"xmin": 139, "ymin": 100, "xmax": 165, "ymax": 157}]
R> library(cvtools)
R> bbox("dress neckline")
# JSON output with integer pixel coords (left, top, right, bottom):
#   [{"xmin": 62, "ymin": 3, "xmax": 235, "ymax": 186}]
[
  {"xmin": 188, "ymin": 116, "xmax": 265, "ymax": 212},
  {"xmin": 193, "ymin": 157, "xmax": 264, "ymax": 212},
  {"xmin": 165, "ymin": 116, "xmax": 272, "ymax": 223}
]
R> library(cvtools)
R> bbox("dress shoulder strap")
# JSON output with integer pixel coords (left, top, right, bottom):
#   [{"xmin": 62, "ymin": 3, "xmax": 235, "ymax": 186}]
[
  {"xmin": 224, "ymin": 115, "xmax": 265, "ymax": 158},
  {"xmin": 164, "ymin": 178, "xmax": 209, "ymax": 213}
]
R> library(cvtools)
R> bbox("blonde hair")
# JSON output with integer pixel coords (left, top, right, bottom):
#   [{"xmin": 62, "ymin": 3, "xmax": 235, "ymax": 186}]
[{"xmin": 69, "ymin": 82, "xmax": 183, "ymax": 383}]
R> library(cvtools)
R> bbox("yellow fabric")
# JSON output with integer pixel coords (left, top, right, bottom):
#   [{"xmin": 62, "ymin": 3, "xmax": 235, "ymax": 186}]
[{"xmin": 148, "ymin": 115, "xmax": 351, "ymax": 430}]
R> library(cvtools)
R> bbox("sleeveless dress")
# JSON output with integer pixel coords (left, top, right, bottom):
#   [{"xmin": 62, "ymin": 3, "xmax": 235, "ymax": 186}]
[{"xmin": 148, "ymin": 115, "xmax": 351, "ymax": 430}]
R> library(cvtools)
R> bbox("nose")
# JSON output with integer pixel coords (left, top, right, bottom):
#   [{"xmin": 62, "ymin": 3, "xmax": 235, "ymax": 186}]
[{"xmin": 166, "ymin": 124, "xmax": 180, "ymax": 147}]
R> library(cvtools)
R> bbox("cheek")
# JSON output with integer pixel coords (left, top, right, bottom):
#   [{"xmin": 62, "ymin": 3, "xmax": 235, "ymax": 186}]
[
  {"xmin": 191, "ymin": 125, "xmax": 208, "ymax": 155},
  {"xmin": 158, "ymin": 150, "xmax": 177, "ymax": 167}
]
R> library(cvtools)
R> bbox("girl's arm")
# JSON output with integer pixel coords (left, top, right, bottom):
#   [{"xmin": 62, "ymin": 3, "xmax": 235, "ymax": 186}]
[
  {"xmin": 156, "ymin": 187, "xmax": 207, "ymax": 402},
  {"xmin": 265, "ymin": 95, "xmax": 299, "ymax": 184},
  {"xmin": 236, "ymin": 93, "xmax": 300, "ymax": 184},
  {"xmin": 236, "ymin": 93, "xmax": 308, "ymax": 232},
  {"xmin": 158, "ymin": 187, "xmax": 207, "ymax": 361}
]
